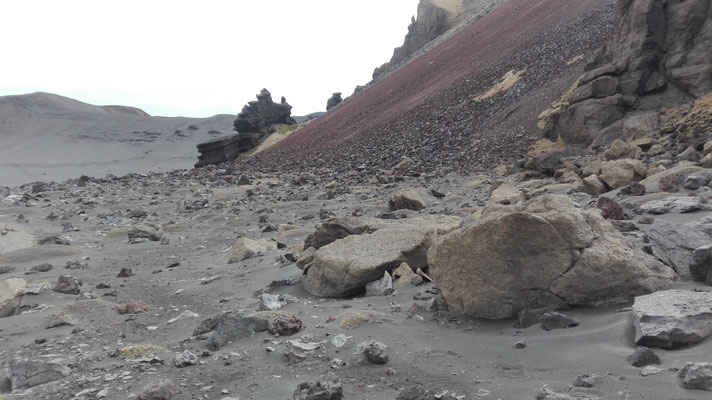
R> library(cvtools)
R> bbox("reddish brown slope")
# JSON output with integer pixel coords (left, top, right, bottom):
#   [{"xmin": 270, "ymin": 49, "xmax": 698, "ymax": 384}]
[{"xmin": 250, "ymin": 0, "xmax": 616, "ymax": 173}]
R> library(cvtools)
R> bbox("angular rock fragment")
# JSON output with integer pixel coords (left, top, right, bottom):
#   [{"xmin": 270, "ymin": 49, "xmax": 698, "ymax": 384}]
[
  {"xmin": 678, "ymin": 362, "xmax": 712, "ymax": 391},
  {"xmin": 365, "ymin": 271, "xmax": 393, "ymax": 296},
  {"xmin": 388, "ymin": 187, "xmax": 438, "ymax": 211},
  {"xmin": 0, "ymin": 278, "xmax": 26, "ymax": 318},
  {"xmin": 633, "ymin": 290, "xmax": 712, "ymax": 348},
  {"xmin": 541, "ymin": 312, "xmax": 579, "ymax": 331},
  {"xmin": 53, "ymin": 274, "xmax": 81, "ymax": 295},
  {"xmin": 640, "ymin": 197, "xmax": 708, "ymax": 215},
  {"xmin": 690, "ymin": 244, "xmax": 712, "ymax": 284},
  {"xmin": 226, "ymin": 238, "xmax": 277, "ymax": 263},
  {"xmin": 292, "ymin": 375, "xmax": 343, "ymax": 400},
  {"xmin": 128, "ymin": 223, "xmax": 162, "ymax": 242},
  {"xmin": 8, "ymin": 361, "xmax": 70, "ymax": 390},
  {"xmin": 210, "ymin": 315, "xmax": 269, "ymax": 350},
  {"xmin": 269, "ymin": 315, "xmax": 302, "ymax": 336},
  {"xmin": 137, "ymin": 379, "xmax": 180, "ymax": 400},
  {"xmin": 173, "ymin": 350, "xmax": 198, "ymax": 368}
]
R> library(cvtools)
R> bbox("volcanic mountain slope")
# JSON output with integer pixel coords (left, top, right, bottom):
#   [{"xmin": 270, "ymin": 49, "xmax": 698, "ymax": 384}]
[
  {"xmin": 250, "ymin": 0, "xmax": 617, "ymax": 174},
  {"xmin": 0, "ymin": 92, "xmax": 235, "ymax": 186}
]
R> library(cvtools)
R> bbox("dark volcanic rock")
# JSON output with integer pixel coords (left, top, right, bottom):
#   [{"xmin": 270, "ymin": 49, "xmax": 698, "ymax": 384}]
[
  {"xmin": 549, "ymin": 0, "xmax": 712, "ymax": 148},
  {"xmin": 269, "ymin": 315, "xmax": 303, "ymax": 336},
  {"xmin": 626, "ymin": 346, "xmax": 661, "ymax": 367},
  {"xmin": 373, "ymin": 0, "xmax": 453, "ymax": 79},
  {"xmin": 326, "ymin": 92, "xmax": 343, "ymax": 111},
  {"xmin": 292, "ymin": 376, "xmax": 343, "ymax": 400},
  {"xmin": 234, "ymin": 89, "xmax": 296, "ymax": 134},
  {"xmin": 210, "ymin": 314, "xmax": 269, "ymax": 349},
  {"xmin": 195, "ymin": 132, "xmax": 266, "ymax": 167}
]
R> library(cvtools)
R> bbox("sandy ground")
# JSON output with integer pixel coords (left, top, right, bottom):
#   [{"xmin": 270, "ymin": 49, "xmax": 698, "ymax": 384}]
[
  {"xmin": 0, "ymin": 92, "xmax": 236, "ymax": 187},
  {"xmin": 1, "ymin": 168, "xmax": 711, "ymax": 400}
]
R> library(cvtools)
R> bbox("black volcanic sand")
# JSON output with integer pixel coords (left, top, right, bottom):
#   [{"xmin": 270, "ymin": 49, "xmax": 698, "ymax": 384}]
[{"xmin": 1, "ymin": 168, "xmax": 711, "ymax": 400}]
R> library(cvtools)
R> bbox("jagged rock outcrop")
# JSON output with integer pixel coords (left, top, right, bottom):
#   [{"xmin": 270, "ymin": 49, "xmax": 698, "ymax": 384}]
[
  {"xmin": 428, "ymin": 195, "xmax": 675, "ymax": 319},
  {"xmin": 373, "ymin": 0, "xmax": 454, "ymax": 79},
  {"xmin": 544, "ymin": 0, "xmax": 712, "ymax": 150},
  {"xmin": 326, "ymin": 93, "xmax": 343, "ymax": 111},
  {"xmin": 234, "ymin": 89, "xmax": 296, "ymax": 134},
  {"xmin": 195, "ymin": 89, "xmax": 295, "ymax": 167}
]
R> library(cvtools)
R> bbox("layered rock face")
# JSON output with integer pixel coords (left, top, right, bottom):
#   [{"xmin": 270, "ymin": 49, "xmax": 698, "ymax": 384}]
[
  {"xmin": 195, "ymin": 89, "xmax": 296, "ymax": 167},
  {"xmin": 427, "ymin": 195, "xmax": 675, "ymax": 319},
  {"xmin": 373, "ymin": 0, "xmax": 454, "ymax": 79},
  {"xmin": 545, "ymin": 0, "xmax": 712, "ymax": 149}
]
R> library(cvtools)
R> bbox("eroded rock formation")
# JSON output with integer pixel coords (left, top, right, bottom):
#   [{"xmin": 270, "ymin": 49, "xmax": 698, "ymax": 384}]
[
  {"xmin": 195, "ymin": 89, "xmax": 296, "ymax": 167},
  {"xmin": 373, "ymin": 0, "xmax": 454, "ymax": 79},
  {"xmin": 544, "ymin": 0, "xmax": 712, "ymax": 151}
]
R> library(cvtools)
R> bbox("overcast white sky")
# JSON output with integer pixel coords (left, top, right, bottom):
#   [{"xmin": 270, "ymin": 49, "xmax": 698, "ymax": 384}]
[{"xmin": 1, "ymin": 0, "xmax": 419, "ymax": 117}]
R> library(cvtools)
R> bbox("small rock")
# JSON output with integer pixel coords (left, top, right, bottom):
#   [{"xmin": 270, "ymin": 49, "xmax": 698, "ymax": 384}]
[
  {"xmin": 167, "ymin": 310, "xmax": 199, "ymax": 324},
  {"xmin": 210, "ymin": 315, "xmax": 269, "ymax": 350},
  {"xmin": 365, "ymin": 271, "xmax": 393, "ymax": 296},
  {"xmin": 331, "ymin": 334, "xmax": 353, "ymax": 348},
  {"xmin": 597, "ymin": 197, "xmax": 625, "ymax": 220},
  {"xmin": 573, "ymin": 374, "xmax": 601, "ymax": 388},
  {"xmin": 626, "ymin": 347, "xmax": 661, "ymax": 367},
  {"xmin": 269, "ymin": 315, "xmax": 303, "ymax": 336},
  {"xmin": 46, "ymin": 312, "xmax": 78, "ymax": 329},
  {"xmin": 137, "ymin": 379, "xmax": 180, "ymax": 400},
  {"xmin": 292, "ymin": 375, "xmax": 343, "ymax": 400},
  {"xmin": 116, "ymin": 301, "xmax": 151, "ymax": 314},
  {"xmin": 394, "ymin": 263, "xmax": 423, "ymax": 286},
  {"xmin": 684, "ymin": 175, "xmax": 707, "ymax": 190},
  {"xmin": 396, "ymin": 386, "xmax": 437, "ymax": 400},
  {"xmin": 128, "ymin": 223, "xmax": 163, "ymax": 242},
  {"xmin": 541, "ymin": 312, "xmax": 579, "ymax": 331},
  {"xmin": 357, "ymin": 340, "xmax": 389, "ymax": 365},
  {"xmin": 640, "ymin": 366, "xmax": 665, "ymax": 377},
  {"xmin": 117, "ymin": 268, "xmax": 134, "ymax": 277},
  {"xmin": 30, "ymin": 263, "xmax": 53, "ymax": 273},
  {"xmin": 513, "ymin": 340, "xmax": 527, "ymax": 349},
  {"xmin": 620, "ymin": 182, "xmax": 646, "ymax": 196},
  {"xmin": 53, "ymin": 274, "xmax": 81, "ymax": 294},
  {"xmin": 37, "ymin": 236, "xmax": 70, "ymax": 245},
  {"xmin": 174, "ymin": 350, "xmax": 198, "ymax": 368}
]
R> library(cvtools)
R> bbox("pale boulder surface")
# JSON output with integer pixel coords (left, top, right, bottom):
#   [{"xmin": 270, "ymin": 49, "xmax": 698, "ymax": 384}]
[
  {"xmin": 226, "ymin": 238, "xmax": 278, "ymax": 263},
  {"xmin": 428, "ymin": 195, "xmax": 674, "ymax": 319},
  {"xmin": 302, "ymin": 216, "xmax": 461, "ymax": 297},
  {"xmin": 0, "ymin": 278, "xmax": 27, "ymax": 318}
]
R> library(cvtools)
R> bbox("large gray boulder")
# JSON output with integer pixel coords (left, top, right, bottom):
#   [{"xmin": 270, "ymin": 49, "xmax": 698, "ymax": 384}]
[
  {"xmin": 301, "ymin": 216, "xmax": 461, "ymax": 297},
  {"xmin": 678, "ymin": 362, "xmax": 712, "ymax": 391},
  {"xmin": 428, "ymin": 195, "xmax": 675, "ymax": 319},
  {"xmin": 648, "ymin": 217, "xmax": 712, "ymax": 279},
  {"xmin": 633, "ymin": 290, "xmax": 712, "ymax": 348}
]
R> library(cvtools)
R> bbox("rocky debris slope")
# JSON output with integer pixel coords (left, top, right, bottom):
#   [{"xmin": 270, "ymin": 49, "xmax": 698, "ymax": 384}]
[{"xmin": 247, "ymin": 0, "xmax": 617, "ymax": 175}]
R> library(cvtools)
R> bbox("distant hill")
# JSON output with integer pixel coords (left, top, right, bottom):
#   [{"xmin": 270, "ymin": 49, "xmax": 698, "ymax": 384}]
[{"xmin": 0, "ymin": 92, "xmax": 235, "ymax": 186}]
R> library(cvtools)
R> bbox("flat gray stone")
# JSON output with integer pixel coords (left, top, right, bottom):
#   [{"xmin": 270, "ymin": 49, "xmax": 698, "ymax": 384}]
[
  {"xmin": 8, "ymin": 360, "xmax": 70, "ymax": 390},
  {"xmin": 633, "ymin": 290, "xmax": 712, "ymax": 348}
]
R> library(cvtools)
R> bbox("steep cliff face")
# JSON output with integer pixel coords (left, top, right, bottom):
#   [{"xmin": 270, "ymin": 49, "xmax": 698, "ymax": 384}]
[
  {"xmin": 372, "ymin": 0, "xmax": 455, "ymax": 79},
  {"xmin": 545, "ymin": 0, "xmax": 712, "ymax": 150}
]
